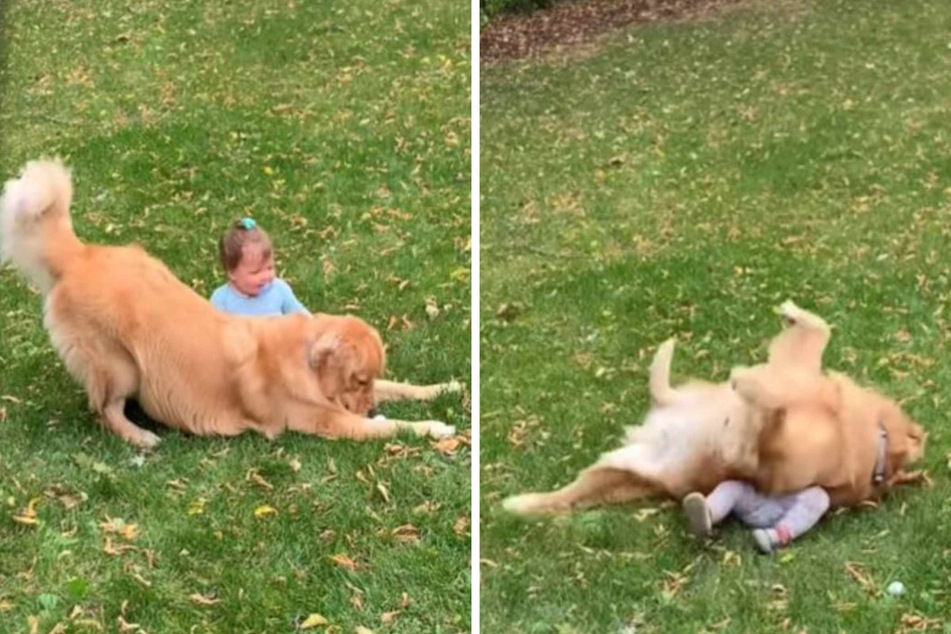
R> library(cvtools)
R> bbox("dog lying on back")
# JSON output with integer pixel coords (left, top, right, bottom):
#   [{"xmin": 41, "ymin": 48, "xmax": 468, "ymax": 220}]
[
  {"xmin": 0, "ymin": 159, "xmax": 457, "ymax": 449},
  {"xmin": 504, "ymin": 301, "xmax": 925, "ymax": 514}
]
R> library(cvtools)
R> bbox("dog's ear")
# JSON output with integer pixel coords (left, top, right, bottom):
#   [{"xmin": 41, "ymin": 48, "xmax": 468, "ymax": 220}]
[
  {"xmin": 309, "ymin": 333, "xmax": 352, "ymax": 402},
  {"xmin": 308, "ymin": 333, "xmax": 341, "ymax": 371}
]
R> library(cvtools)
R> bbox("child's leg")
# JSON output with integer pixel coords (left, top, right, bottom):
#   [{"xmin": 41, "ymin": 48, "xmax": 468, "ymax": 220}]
[
  {"xmin": 752, "ymin": 486, "xmax": 830, "ymax": 553},
  {"xmin": 683, "ymin": 480, "xmax": 769, "ymax": 537}
]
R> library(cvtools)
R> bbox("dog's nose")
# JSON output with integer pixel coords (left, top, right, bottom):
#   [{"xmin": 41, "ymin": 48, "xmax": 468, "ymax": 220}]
[{"xmin": 367, "ymin": 407, "xmax": 380, "ymax": 418}]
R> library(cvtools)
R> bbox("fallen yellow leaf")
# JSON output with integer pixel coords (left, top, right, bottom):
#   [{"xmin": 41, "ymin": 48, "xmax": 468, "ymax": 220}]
[
  {"xmin": 254, "ymin": 504, "xmax": 278, "ymax": 518},
  {"xmin": 300, "ymin": 613, "xmax": 329, "ymax": 629},
  {"xmin": 12, "ymin": 514, "xmax": 39, "ymax": 526}
]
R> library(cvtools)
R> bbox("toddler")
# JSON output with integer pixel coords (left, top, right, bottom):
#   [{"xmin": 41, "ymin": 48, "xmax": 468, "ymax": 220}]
[
  {"xmin": 210, "ymin": 218, "xmax": 310, "ymax": 317},
  {"xmin": 682, "ymin": 480, "xmax": 830, "ymax": 554}
]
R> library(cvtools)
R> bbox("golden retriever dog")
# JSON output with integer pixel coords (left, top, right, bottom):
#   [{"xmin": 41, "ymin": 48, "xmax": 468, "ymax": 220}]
[
  {"xmin": 503, "ymin": 301, "xmax": 925, "ymax": 514},
  {"xmin": 0, "ymin": 159, "xmax": 458, "ymax": 449}
]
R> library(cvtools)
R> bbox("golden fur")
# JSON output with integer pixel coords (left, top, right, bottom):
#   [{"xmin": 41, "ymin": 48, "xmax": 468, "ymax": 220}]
[
  {"xmin": 504, "ymin": 301, "xmax": 925, "ymax": 514},
  {"xmin": 0, "ymin": 159, "xmax": 458, "ymax": 448}
]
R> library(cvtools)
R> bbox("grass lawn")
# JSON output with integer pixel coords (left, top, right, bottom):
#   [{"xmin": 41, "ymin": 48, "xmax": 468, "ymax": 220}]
[
  {"xmin": 0, "ymin": 1, "xmax": 470, "ymax": 633},
  {"xmin": 480, "ymin": 0, "xmax": 951, "ymax": 631}
]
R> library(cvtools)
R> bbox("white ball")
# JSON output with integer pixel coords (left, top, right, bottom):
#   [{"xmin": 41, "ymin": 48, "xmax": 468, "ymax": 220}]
[
  {"xmin": 886, "ymin": 581, "xmax": 905, "ymax": 596},
  {"xmin": 372, "ymin": 414, "xmax": 387, "ymax": 421}
]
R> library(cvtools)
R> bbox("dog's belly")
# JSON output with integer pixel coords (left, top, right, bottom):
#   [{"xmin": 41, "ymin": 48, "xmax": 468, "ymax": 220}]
[{"xmin": 604, "ymin": 397, "xmax": 747, "ymax": 493}]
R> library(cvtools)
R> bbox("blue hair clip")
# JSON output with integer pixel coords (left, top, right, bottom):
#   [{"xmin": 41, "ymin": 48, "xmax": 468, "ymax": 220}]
[{"xmin": 240, "ymin": 217, "xmax": 257, "ymax": 230}]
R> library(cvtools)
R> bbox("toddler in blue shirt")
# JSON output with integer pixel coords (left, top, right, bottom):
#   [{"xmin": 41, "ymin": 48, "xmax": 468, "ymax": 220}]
[{"xmin": 210, "ymin": 218, "xmax": 310, "ymax": 317}]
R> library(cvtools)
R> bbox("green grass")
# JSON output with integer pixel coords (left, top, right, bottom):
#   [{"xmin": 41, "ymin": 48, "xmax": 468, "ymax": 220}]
[
  {"xmin": 480, "ymin": 0, "xmax": 951, "ymax": 631},
  {"xmin": 0, "ymin": 0, "xmax": 470, "ymax": 632}
]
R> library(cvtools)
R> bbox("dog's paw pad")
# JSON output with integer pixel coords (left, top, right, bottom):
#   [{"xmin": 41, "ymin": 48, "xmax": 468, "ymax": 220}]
[{"xmin": 428, "ymin": 422, "xmax": 456, "ymax": 438}]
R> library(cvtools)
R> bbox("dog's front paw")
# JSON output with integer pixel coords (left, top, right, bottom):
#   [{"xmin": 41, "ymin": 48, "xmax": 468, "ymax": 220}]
[
  {"xmin": 729, "ymin": 365, "xmax": 749, "ymax": 390},
  {"xmin": 133, "ymin": 430, "xmax": 161, "ymax": 451},
  {"xmin": 444, "ymin": 379, "xmax": 463, "ymax": 394},
  {"xmin": 729, "ymin": 366, "xmax": 760, "ymax": 400},
  {"xmin": 777, "ymin": 300, "xmax": 801, "ymax": 326},
  {"xmin": 426, "ymin": 422, "xmax": 456, "ymax": 438}
]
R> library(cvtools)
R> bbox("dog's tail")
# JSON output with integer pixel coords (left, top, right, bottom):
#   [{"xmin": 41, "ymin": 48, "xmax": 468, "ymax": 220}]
[
  {"xmin": 648, "ymin": 337, "xmax": 679, "ymax": 406},
  {"xmin": 0, "ymin": 159, "xmax": 83, "ymax": 293}
]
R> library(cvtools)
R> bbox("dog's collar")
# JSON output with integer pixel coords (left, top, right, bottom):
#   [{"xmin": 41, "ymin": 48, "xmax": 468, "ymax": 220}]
[{"xmin": 872, "ymin": 421, "xmax": 888, "ymax": 485}]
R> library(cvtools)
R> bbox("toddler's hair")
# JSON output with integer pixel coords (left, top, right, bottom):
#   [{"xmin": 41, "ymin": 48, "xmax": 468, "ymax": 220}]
[{"xmin": 219, "ymin": 218, "xmax": 273, "ymax": 272}]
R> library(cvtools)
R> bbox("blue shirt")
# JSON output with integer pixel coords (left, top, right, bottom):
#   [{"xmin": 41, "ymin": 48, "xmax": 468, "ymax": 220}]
[{"xmin": 210, "ymin": 279, "xmax": 310, "ymax": 317}]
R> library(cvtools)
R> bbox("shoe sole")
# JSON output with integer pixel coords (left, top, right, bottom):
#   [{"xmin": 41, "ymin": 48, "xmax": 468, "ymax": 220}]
[{"xmin": 682, "ymin": 493, "xmax": 712, "ymax": 538}]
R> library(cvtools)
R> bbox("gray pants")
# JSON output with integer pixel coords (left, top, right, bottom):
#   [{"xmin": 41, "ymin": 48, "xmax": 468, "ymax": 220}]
[{"xmin": 707, "ymin": 480, "xmax": 830, "ymax": 541}]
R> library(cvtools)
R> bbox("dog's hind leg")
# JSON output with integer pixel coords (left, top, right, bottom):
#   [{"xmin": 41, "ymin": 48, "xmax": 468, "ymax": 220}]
[
  {"xmin": 730, "ymin": 364, "xmax": 840, "ymax": 412},
  {"xmin": 373, "ymin": 379, "xmax": 462, "ymax": 404},
  {"xmin": 767, "ymin": 300, "xmax": 831, "ymax": 373},
  {"xmin": 46, "ymin": 298, "xmax": 159, "ymax": 449},
  {"xmin": 502, "ymin": 466, "xmax": 660, "ymax": 515}
]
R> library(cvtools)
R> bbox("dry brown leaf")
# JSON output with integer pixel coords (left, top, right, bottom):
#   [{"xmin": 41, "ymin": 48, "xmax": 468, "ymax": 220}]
[
  {"xmin": 391, "ymin": 524, "xmax": 421, "ymax": 544},
  {"xmin": 844, "ymin": 561, "xmax": 877, "ymax": 595},
  {"xmin": 247, "ymin": 470, "xmax": 274, "ymax": 490},
  {"xmin": 103, "ymin": 537, "xmax": 136, "ymax": 556},
  {"xmin": 633, "ymin": 508, "xmax": 659, "ymax": 522},
  {"xmin": 433, "ymin": 437, "xmax": 461, "ymax": 455},
  {"xmin": 12, "ymin": 496, "xmax": 42, "ymax": 526},
  {"xmin": 330, "ymin": 554, "xmax": 358, "ymax": 571},
  {"xmin": 289, "ymin": 458, "xmax": 302, "ymax": 473},
  {"xmin": 381, "ymin": 611, "xmax": 400, "ymax": 625},
  {"xmin": 453, "ymin": 515, "xmax": 469, "ymax": 536},
  {"xmin": 101, "ymin": 517, "xmax": 140, "ymax": 541},
  {"xmin": 384, "ymin": 443, "xmax": 406, "ymax": 455},
  {"xmin": 188, "ymin": 593, "xmax": 220, "ymax": 606},
  {"xmin": 166, "ymin": 479, "xmax": 188, "ymax": 491},
  {"xmin": 413, "ymin": 501, "xmax": 440, "ymax": 515},
  {"xmin": 355, "ymin": 627, "xmax": 375, "ymax": 634},
  {"xmin": 399, "ymin": 592, "xmax": 411, "ymax": 609},
  {"xmin": 661, "ymin": 571, "xmax": 688, "ymax": 600},
  {"xmin": 117, "ymin": 615, "xmax": 141, "ymax": 632},
  {"xmin": 900, "ymin": 612, "xmax": 942, "ymax": 631}
]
